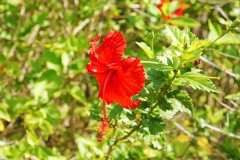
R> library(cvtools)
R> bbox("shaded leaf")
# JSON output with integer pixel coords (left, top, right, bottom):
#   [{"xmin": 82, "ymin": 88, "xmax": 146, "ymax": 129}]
[
  {"xmin": 158, "ymin": 98, "xmax": 173, "ymax": 111},
  {"xmin": 147, "ymin": 70, "xmax": 168, "ymax": 91},
  {"xmin": 149, "ymin": 117, "xmax": 166, "ymax": 135},
  {"xmin": 108, "ymin": 105, "xmax": 123, "ymax": 119},
  {"xmin": 66, "ymin": 84, "xmax": 87, "ymax": 105},
  {"xmin": 168, "ymin": 90, "xmax": 194, "ymax": 114}
]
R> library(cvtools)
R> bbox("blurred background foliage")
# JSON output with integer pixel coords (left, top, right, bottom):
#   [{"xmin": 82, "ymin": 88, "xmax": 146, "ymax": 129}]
[{"xmin": 0, "ymin": 0, "xmax": 240, "ymax": 159}]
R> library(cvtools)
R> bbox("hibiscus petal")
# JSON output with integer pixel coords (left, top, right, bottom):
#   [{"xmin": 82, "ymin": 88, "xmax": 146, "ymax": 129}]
[
  {"xmin": 86, "ymin": 35, "xmax": 108, "ymax": 74},
  {"xmin": 96, "ymin": 31, "xmax": 126, "ymax": 64},
  {"xmin": 103, "ymin": 57, "xmax": 146, "ymax": 109},
  {"xmin": 86, "ymin": 53, "xmax": 108, "ymax": 74}
]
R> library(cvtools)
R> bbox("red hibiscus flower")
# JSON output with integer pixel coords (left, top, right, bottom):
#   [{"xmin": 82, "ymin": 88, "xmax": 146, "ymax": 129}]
[
  {"xmin": 157, "ymin": 0, "xmax": 184, "ymax": 20},
  {"xmin": 86, "ymin": 31, "xmax": 146, "ymax": 142}
]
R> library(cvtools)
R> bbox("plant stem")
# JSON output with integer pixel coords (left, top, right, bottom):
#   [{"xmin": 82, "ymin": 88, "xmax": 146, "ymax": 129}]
[
  {"xmin": 177, "ymin": 75, "xmax": 220, "ymax": 80},
  {"xmin": 105, "ymin": 122, "xmax": 142, "ymax": 160},
  {"xmin": 200, "ymin": 29, "xmax": 232, "ymax": 52},
  {"xmin": 151, "ymin": 31, "xmax": 155, "ymax": 55},
  {"xmin": 140, "ymin": 60, "xmax": 160, "ymax": 65},
  {"xmin": 116, "ymin": 122, "xmax": 142, "ymax": 142}
]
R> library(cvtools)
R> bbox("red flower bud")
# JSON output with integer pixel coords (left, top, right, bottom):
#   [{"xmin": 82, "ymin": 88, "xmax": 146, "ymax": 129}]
[{"xmin": 194, "ymin": 59, "xmax": 201, "ymax": 66}]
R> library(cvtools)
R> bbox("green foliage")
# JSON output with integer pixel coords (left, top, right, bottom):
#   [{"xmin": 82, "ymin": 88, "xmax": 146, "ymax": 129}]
[
  {"xmin": 136, "ymin": 42, "xmax": 154, "ymax": 58},
  {"xmin": 177, "ymin": 72, "xmax": 218, "ymax": 92},
  {"xmin": 168, "ymin": 90, "xmax": 194, "ymax": 114},
  {"xmin": 0, "ymin": 0, "xmax": 239, "ymax": 159},
  {"xmin": 168, "ymin": 17, "xmax": 201, "ymax": 27},
  {"xmin": 225, "ymin": 92, "xmax": 240, "ymax": 101},
  {"xmin": 148, "ymin": 117, "xmax": 166, "ymax": 135},
  {"xmin": 0, "ymin": 108, "xmax": 11, "ymax": 122},
  {"xmin": 147, "ymin": 70, "xmax": 169, "ymax": 91}
]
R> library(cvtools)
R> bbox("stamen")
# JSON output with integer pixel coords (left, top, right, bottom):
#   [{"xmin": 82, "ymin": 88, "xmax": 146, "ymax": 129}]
[{"xmin": 97, "ymin": 70, "xmax": 115, "ymax": 142}]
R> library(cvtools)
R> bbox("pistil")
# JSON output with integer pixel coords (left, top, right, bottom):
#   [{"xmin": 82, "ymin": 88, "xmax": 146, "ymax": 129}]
[{"xmin": 97, "ymin": 69, "xmax": 115, "ymax": 142}]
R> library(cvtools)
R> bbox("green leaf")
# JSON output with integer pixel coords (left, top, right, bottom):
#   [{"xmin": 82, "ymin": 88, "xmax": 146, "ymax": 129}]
[
  {"xmin": 40, "ymin": 120, "xmax": 53, "ymax": 135},
  {"xmin": 158, "ymin": 99, "xmax": 173, "ymax": 111},
  {"xmin": 61, "ymin": 53, "xmax": 71, "ymax": 73},
  {"xmin": 26, "ymin": 130, "xmax": 38, "ymax": 147},
  {"xmin": 172, "ymin": 58, "xmax": 180, "ymax": 70},
  {"xmin": 188, "ymin": 39, "xmax": 211, "ymax": 54},
  {"xmin": 169, "ymin": 1, "xmax": 180, "ymax": 13},
  {"xmin": 0, "ymin": 108, "xmax": 11, "ymax": 122},
  {"xmin": 147, "ymin": 70, "xmax": 168, "ymax": 90},
  {"xmin": 161, "ymin": 0, "xmax": 170, "ymax": 16},
  {"xmin": 136, "ymin": 42, "xmax": 154, "ymax": 58},
  {"xmin": 215, "ymin": 33, "xmax": 240, "ymax": 45},
  {"xmin": 225, "ymin": 92, "xmax": 240, "ymax": 101},
  {"xmin": 46, "ymin": 105, "xmax": 61, "ymax": 125},
  {"xmin": 181, "ymin": 53, "xmax": 201, "ymax": 62},
  {"xmin": 168, "ymin": 90, "xmax": 194, "ymax": 114},
  {"xmin": 146, "ymin": 4, "xmax": 161, "ymax": 17},
  {"xmin": 205, "ymin": 104, "xmax": 224, "ymax": 124},
  {"xmin": 32, "ymin": 70, "xmax": 63, "ymax": 99},
  {"xmin": 31, "ymin": 12, "xmax": 48, "ymax": 25},
  {"xmin": 178, "ymin": 72, "xmax": 218, "ymax": 92},
  {"xmin": 168, "ymin": 17, "xmax": 201, "ymax": 28},
  {"xmin": 66, "ymin": 84, "xmax": 87, "ymax": 105},
  {"xmin": 25, "ymin": 115, "xmax": 43, "ymax": 125},
  {"xmin": 165, "ymin": 25, "xmax": 197, "ymax": 47},
  {"xmin": 148, "ymin": 117, "xmax": 166, "ymax": 135},
  {"xmin": 4, "ymin": 13, "xmax": 18, "ymax": 28},
  {"xmin": 108, "ymin": 105, "xmax": 123, "ymax": 119},
  {"xmin": 141, "ymin": 60, "xmax": 173, "ymax": 71},
  {"xmin": 42, "ymin": 50, "xmax": 62, "ymax": 73},
  {"xmin": 70, "ymin": 59, "xmax": 89, "ymax": 73},
  {"xmin": 208, "ymin": 19, "xmax": 221, "ymax": 40},
  {"xmin": 142, "ymin": 132, "xmax": 165, "ymax": 150}
]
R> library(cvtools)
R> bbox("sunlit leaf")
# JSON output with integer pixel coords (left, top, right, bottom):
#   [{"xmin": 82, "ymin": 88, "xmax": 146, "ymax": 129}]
[
  {"xmin": 168, "ymin": 17, "xmax": 200, "ymax": 28},
  {"xmin": 0, "ymin": 108, "xmax": 11, "ymax": 122},
  {"xmin": 165, "ymin": 25, "xmax": 197, "ymax": 47},
  {"xmin": 225, "ymin": 92, "xmax": 240, "ymax": 101},
  {"xmin": 174, "ymin": 134, "xmax": 192, "ymax": 143},
  {"xmin": 26, "ymin": 130, "xmax": 38, "ymax": 147},
  {"xmin": 178, "ymin": 72, "xmax": 218, "ymax": 92},
  {"xmin": 136, "ymin": 42, "xmax": 154, "ymax": 58},
  {"xmin": 197, "ymin": 136, "xmax": 212, "ymax": 155},
  {"xmin": 141, "ymin": 60, "xmax": 173, "ymax": 70},
  {"xmin": 168, "ymin": 90, "xmax": 194, "ymax": 114},
  {"xmin": 188, "ymin": 39, "xmax": 211, "ymax": 54},
  {"xmin": 0, "ymin": 119, "xmax": 5, "ymax": 132}
]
